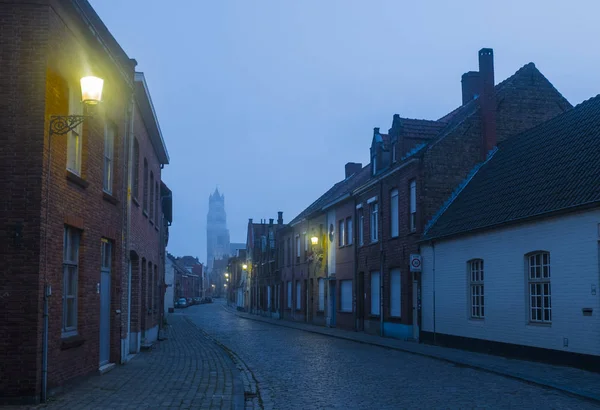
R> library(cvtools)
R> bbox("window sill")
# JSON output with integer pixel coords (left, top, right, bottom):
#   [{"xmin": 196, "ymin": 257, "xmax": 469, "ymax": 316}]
[
  {"xmin": 143, "ymin": 210, "xmax": 148, "ymax": 218},
  {"xmin": 102, "ymin": 192, "xmax": 118, "ymax": 205},
  {"xmin": 149, "ymin": 219, "xmax": 154, "ymax": 226},
  {"xmin": 132, "ymin": 197, "xmax": 140, "ymax": 207},
  {"xmin": 408, "ymin": 230, "xmax": 418, "ymax": 236},
  {"xmin": 155, "ymin": 225, "xmax": 159, "ymax": 232},
  {"xmin": 66, "ymin": 170, "xmax": 89, "ymax": 189},
  {"xmin": 528, "ymin": 321, "xmax": 552, "ymax": 327},
  {"xmin": 339, "ymin": 310, "xmax": 353, "ymax": 314},
  {"xmin": 469, "ymin": 317, "xmax": 485, "ymax": 321},
  {"xmin": 60, "ymin": 334, "xmax": 85, "ymax": 350}
]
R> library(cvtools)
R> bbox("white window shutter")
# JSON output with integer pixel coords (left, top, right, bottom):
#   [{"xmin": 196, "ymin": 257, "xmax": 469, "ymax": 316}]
[
  {"xmin": 371, "ymin": 272, "xmax": 380, "ymax": 315},
  {"xmin": 390, "ymin": 269, "xmax": 401, "ymax": 317}
]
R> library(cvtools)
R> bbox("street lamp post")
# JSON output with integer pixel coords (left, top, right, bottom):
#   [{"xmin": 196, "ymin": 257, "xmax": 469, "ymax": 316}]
[{"xmin": 42, "ymin": 76, "xmax": 104, "ymax": 404}]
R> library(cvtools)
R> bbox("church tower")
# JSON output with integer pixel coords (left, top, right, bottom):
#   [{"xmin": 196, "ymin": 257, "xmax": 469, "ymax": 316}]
[{"xmin": 206, "ymin": 187, "xmax": 230, "ymax": 271}]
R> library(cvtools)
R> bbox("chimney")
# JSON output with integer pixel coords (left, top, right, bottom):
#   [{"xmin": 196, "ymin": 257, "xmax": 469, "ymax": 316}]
[
  {"xmin": 269, "ymin": 218, "xmax": 274, "ymax": 226},
  {"xmin": 479, "ymin": 48, "xmax": 496, "ymax": 159},
  {"xmin": 373, "ymin": 127, "xmax": 380, "ymax": 136},
  {"xmin": 345, "ymin": 162, "xmax": 363, "ymax": 179},
  {"xmin": 277, "ymin": 211, "xmax": 283, "ymax": 225},
  {"xmin": 461, "ymin": 71, "xmax": 481, "ymax": 105},
  {"xmin": 249, "ymin": 218, "xmax": 253, "ymax": 224}
]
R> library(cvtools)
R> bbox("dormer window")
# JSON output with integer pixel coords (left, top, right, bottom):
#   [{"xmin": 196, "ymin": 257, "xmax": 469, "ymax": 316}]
[
  {"xmin": 392, "ymin": 142, "xmax": 397, "ymax": 162},
  {"xmin": 372, "ymin": 155, "xmax": 377, "ymax": 175}
]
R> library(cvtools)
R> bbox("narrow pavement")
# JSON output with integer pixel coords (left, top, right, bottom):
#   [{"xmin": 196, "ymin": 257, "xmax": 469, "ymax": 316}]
[{"xmin": 188, "ymin": 300, "xmax": 600, "ymax": 410}]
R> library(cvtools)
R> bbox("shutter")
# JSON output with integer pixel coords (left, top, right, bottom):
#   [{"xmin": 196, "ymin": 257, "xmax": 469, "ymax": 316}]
[
  {"xmin": 390, "ymin": 269, "xmax": 401, "ymax": 317},
  {"xmin": 296, "ymin": 281, "xmax": 301, "ymax": 309},
  {"xmin": 371, "ymin": 272, "xmax": 380, "ymax": 315},
  {"xmin": 341, "ymin": 281, "xmax": 352, "ymax": 312},
  {"xmin": 318, "ymin": 279, "xmax": 325, "ymax": 311},
  {"xmin": 287, "ymin": 282, "xmax": 292, "ymax": 308}
]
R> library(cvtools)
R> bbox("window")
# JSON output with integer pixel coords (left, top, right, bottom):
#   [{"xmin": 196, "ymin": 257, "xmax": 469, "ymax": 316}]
[
  {"xmin": 370, "ymin": 202, "xmax": 379, "ymax": 242},
  {"xmin": 318, "ymin": 278, "xmax": 325, "ymax": 311},
  {"xmin": 148, "ymin": 260, "xmax": 153, "ymax": 313},
  {"xmin": 101, "ymin": 239, "xmax": 112, "ymax": 271},
  {"xmin": 103, "ymin": 123, "xmax": 115, "ymax": 194},
  {"xmin": 370, "ymin": 272, "xmax": 380, "ymax": 315},
  {"xmin": 267, "ymin": 286, "xmax": 272, "ymax": 309},
  {"xmin": 372, "ymin": 156, "xmax": 377, "ymax": 175},
  {"xmin": 304, "ymin": 233, "xmax": 308, "ymax": 253},
  {"xmin": 390, "ymin": 189, "xmax": 399, "ymax": 238},
  {"xmin": 358, "ymin": 209, "xmax": 364, "ymax": 246},
  {"xmin": 67, "ymin": 86, "xmax": 83, "ymax": 174},
  {"xmin": 346, "ymin": 217, "xmax": 353, "ymax": 246},
  {"xmin": 155, "ymin": 181, "xmax": 159, "ymax": 223},
  {"xmin": 340, "ymin": 280, "xmax": 352, "ymax": 312},
  {"xmin": 409, "ymin": 180, "xmax": 417, "ymax": 232},
  {"xmin": 338, "ymin": 220, "xmax": 345, "ymax": 247},
  {"xmin": 390, "ymin": 269, "xmax": 401, "ymax": 317},
  {"xmin": 133, "ymin": 138, "xmax": 140, "ymax": 199},
  {"xmin": 392, "ymin": 142, "xmax": 397, "ymax": 162},
  {"xmin": 295, "ymin": 235, "xmax": 300, "ymax": 263},
  {"xmin": 296, "ymin": 281, "xmax": 301, "ymax": 310},
  {"xmin": 528, "ymin": 252, "xmax": 551, "ymax": 323},
  {"xmin": 149, "ymin": 172, "xmax": 155, "ymax": 221},
  {"xmin": 287, "ymin": 281, "xmax": 292, "ymax": 308},
  {"xmin": 469, "ymin": 259, "xmax": 484, "ymax": 318},
  {"xmin": 63, "ymin": 226, "xmax": 80, "ymax": 336},
  {"xmin": 287, "ymin": 238, "xmax": 291, "ymax": 266},
  {"xmin": 143, "ymin": 159, "xmax": 149, "ymax": 212}
]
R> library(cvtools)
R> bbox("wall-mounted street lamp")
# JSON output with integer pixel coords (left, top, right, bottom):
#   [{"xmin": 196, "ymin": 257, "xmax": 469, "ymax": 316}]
[
  {"xmin": 310, "ymin": 236, "xmax": 319, "ymax": 246},
  {"xmin": 242, "ymin": 264, "xmax": 248, "ymax": 270},
  {"xmin": 225, "ymin": 273, "xmax": 229, "ymax": 278}
]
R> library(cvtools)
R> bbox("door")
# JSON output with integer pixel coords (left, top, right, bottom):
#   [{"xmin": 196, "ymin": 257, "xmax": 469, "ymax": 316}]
[
  {"xmin": 99, "ymin": 240, "xmax": 111, "ymax": 366},
  {"xmin": 330, "ymin": 281, "xmax": 336, "ymax": 327},
  {"xmin": 412, "ymin": 278, "xmax": 420, "ymax": 341},
  {"xmin": 357, "ymin": 272, "xmax": 364, "ymax": 331}
]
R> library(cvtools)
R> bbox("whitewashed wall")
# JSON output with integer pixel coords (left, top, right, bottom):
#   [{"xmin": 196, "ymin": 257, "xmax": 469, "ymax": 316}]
[
  {"xmin": 164, "ymin": 259, "xmax": 175, "ymax": 315},
  {"xmin": 421, "ymin": 209, "xmax": 600, "ymax": 356}
]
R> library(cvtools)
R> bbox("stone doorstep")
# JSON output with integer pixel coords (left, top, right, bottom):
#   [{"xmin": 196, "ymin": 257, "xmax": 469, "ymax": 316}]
[{"xmin": 98, "ymin": 363, "xmax": 116, "ymax": 375}]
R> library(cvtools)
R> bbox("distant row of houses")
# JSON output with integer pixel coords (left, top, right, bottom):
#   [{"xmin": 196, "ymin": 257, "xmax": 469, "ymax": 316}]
[
  {"xmin": 229, "ymin": 48, "xmax": 600, "ymax": 371},
  {"xmin": 164, "ymin": 254, "xmax": 206, "ymax": 312},
  {"xmin": 0, "ymin": 1, "xmax": 174, "ymax": 404}
]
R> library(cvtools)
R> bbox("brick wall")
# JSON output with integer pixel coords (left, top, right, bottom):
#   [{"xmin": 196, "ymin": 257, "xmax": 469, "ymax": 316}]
[{"xmin": 333, "ymin": 199, "xmax": 356, "ymax": 330}]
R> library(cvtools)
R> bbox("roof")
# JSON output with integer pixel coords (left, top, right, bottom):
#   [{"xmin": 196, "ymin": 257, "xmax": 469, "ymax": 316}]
[
  {"xmin": 423, "ymin": 94, "xmax": 600, "ymax": 241},
  {"xmin": 395, "ymin": 117, "xmax": 446, "ymax": 140},
  {"xmin": 134, "ymin": 72, "xmax": 170, "ymax": 164},
  {"xmin": 289, "ymin": 165, "xmax": 371, "ymax": 225}
]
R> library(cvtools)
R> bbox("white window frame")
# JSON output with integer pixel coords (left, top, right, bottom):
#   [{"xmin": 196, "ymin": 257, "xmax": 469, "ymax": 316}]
[
  {"xmin": 295, "ymin": 235, "xmax": 300, "ymax": 261},
  {"xmin": 296, "ymin": 281, "xmax": 301, "ymax": 310},
  {"xmin": 370, "ymin": 202, "xmax": 379, "ymax": 243},
  {"xmin": 338, "ymin": 220, "xmax": 345, "ymax": 247},
  {"xmin": 103, "ymin": 123, "xmax": 115, "ymax": 194},
  {"xmin": 318, "ymin": 278, "xmax": 325, "ymax": 311},
  {"xmin": 370, "ymin": 271, "xmax": 380, "ymax": 316},
  {"xmin": 468, "ymin": 259, "xmax": 484, "ymax": 319},
  {"xmin": 346, "ymin": 217, "xmax": 353, "ymax": 246},
  {"xmin": 359, "ymin": 210, "xmax": 364, "ymax": 246},
  {"xmin": 287, "ymin": 281, "xmax": 292, "ymax": 309},
  {"xmin": 340, "ymin": 280, "xmax": 352, "ymax": 312},
  {"xmin": 390, "ymin": 189, "xmax": 399, "ymax": 238},
  {"xmin": 304, "ymin": 232, "xmax": 308, "ymax": 252},
  {"xmin": 67, "ymin": 87, "xmax": 83, "ymax": 175},
  {"xmin": 390, "ymin": 268, "xmax": 401, "ymax": 317},
  {"xmin": 528, "ymin": 252, "xmax": 551, "ymax": 323},
  {"xmin": 409, "ymin": 180, "xmax": 417, "ymax": 232},
  {"xmin": 63, "ymin": 226, "xmax": 80, "ymax": 337}
]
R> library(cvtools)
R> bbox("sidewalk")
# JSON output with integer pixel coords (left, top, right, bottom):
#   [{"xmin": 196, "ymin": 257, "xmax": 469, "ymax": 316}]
[
  {"xmin": 20, "ymin": 314, "xmax": 246, "ymax": 410},
  {"xmin": 225, "ymin": 305, "xmax": 600, "ymax": 404}
]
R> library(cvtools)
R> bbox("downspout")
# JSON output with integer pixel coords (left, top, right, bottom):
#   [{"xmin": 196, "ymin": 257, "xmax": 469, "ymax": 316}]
[
  {"xmin": 432, "ymin": 241, "xmax": 436, "ymax": 345},
  {"xmin": 353, "ymin": 204, "xmax": 358, "ymax": 331},
  {"xmin": 379, "ymin": 179, "xmax": 384, "ymax": 337}
]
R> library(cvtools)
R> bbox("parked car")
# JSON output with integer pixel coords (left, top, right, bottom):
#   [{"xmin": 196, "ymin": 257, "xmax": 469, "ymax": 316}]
[
  {"xmin": 175, "ymin": 298, "xmax": 187, "ymax": 308},
  {"xmin": 186, "ymin": 297, "xmax": 193, "ymax": 306},
  {"xmin": 193, "ymin": 297, "xmax": 202, "ymax": 305},
  {"xmin": 203, "ymin": 296, "xmax": 213, "ymax": 304}
]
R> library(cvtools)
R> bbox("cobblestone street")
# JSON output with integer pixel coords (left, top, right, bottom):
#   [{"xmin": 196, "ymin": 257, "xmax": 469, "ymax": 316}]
[
  {"xmin": 30, "ymin": 314, "xmax": 245, "ymax": 410},
  {"xmin": 189, "ymin": 300, "xmax": 600, "ymax": 410}
]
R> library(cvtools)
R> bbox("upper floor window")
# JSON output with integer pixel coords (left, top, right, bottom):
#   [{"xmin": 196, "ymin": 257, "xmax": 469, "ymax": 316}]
[
  {"xmin": 67, "ymin": 86, "xmax": 83, "ymax": 175},
  {"xmin": 149, "ymin": 172, "xmax": 155, "ymax": 221},
  {"xmin": 143, "ymin": 159, "xmax": 149, "ymax": 213},
  {"xmin": 103, "ymin": 123, "xmax": 115, "ymax": 194},
  {"xmin": 358, "ymin": 209, "xmax": 364, "ymax": 246},
  {"xmin": 528, "ymin": 252, "xmax": 551, "ymax": 323},
  {"xmin": 372, "ymin": 156, "xmax": 377, "ymax": 176},
  {"xmin": 468, "ymin": 259, "xmax": 484, "ymax": 319},
  {"xmin": 370, "ymin": 202, "xmax": 379, "ymax": 243},
  {"xmin": 392, "ymin": 142, "xmax": 397, "ymax": 162},
  {"xmin": 133, "ymin": 138, "xmax": 140, "ymax": 200},
  {"xmin": 155, "ymin": 181, "xmax": 159, "ymax": 223},
  {"xmin": 409, "ymin": 180, "xmax": 417, "ymax": 232},
  {"xmin": 346, "ymin": 217, "xmax": 353, "ymax": 246},
  {"xmin": 63, "ymin": 226, "xmax": 80, "ymax": 336},
  {"xmin": 390, "ymin": 189, "xmax": 399, "ymax": 238},
  {"xmin": 338, "ymin": 220, "xmax": 345, "ymax": 247}
]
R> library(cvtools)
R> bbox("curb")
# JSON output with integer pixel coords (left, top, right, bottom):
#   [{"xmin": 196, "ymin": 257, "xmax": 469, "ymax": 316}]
[{"xmin": 224, "ymin": 307, "xmax": 600, "ymax": 405}]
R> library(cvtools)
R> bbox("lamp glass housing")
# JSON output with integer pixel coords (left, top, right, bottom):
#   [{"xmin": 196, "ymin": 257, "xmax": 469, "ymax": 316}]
[
  {"xmin": 311, "ymin": 236, "xmax": 319, "ymax": 245},
  {"xmin": 80, "ymin": 76, "xmax": 104, "ymax": 105},
  {"xmin": 242, "ymin": 264, "xmax": 248, "ymax": 270}
]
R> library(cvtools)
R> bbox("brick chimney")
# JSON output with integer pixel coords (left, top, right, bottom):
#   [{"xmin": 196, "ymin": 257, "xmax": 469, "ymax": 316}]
[
  {"xmin": 461, "ymin": 71, "xmax": 481, "ymax": 105},
  {"xmin": 249, "ymin": 218, "xmax": 252, "ymax": 224},
  {"xmin": 345, "ymin": 162, "xmax": 363, "ymax": 179},
  {"xmin": 277, "ymin": 211, "xmax": 283, "ymax": 225},
  {"xmin": 479, "ymin": 48, "xmax": 496, "ymax": 160},
  {"xmin": 269, "ymin": 218, "xmax": 274, "ymax": 226}
]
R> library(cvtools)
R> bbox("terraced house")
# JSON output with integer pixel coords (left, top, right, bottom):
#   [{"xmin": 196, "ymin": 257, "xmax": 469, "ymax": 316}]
[{"xmin": 0, "ymin": 0, "xmax": 171, "ymax": 403}]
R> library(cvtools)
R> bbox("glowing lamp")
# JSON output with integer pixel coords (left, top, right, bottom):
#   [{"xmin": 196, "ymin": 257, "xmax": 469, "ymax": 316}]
[
  {"xmin": 242, "ymin": 264, "xmax": 248, "ymax": 270},
  {"xmin": 80, "ymin": 76, "xmax": 104, "ymax": 105},
  {"xmin": 311, "ymin": 236, "xmax": 319, "ymax": 246}
]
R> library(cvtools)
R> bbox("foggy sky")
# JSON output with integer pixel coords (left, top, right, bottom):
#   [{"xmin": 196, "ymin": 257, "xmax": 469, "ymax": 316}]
[{"xmin": 90, "ymin": 0, "xmax": 600, "ymax": 264}]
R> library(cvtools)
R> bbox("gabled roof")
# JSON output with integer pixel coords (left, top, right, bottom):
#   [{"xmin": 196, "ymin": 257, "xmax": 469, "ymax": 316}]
[
  {"xmin": 134, "ymin": 72, "xmax": 170, "ymax": 165},
  {"xmin": 395, "ymin": 117, "xmax": 446, "ymax": 141},
  {"xmin": 423, "ymin": 94, "xmax": 600, "ymax": 241},
  {"xmin": 289, "ymin": 165, "xmax": 371, "ymax": 225}
]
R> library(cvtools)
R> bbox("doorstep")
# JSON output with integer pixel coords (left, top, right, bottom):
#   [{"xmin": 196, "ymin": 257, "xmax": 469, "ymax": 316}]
[{"xmin": 98, "ymin": 363, "xmax": 116, "ymax": 375}]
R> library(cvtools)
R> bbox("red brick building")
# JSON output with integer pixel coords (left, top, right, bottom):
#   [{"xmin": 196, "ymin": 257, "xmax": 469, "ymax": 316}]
[
  {"xmin": 353, "ymin": 48, "xmax": 571, "ymax": 339},
  {"xmin": 0, "ymin": 0, "xmax": 171, "ymax": 403},
  {"xmin": 126, "ymin": 72, "xmax": 170, "ymax": 354}
]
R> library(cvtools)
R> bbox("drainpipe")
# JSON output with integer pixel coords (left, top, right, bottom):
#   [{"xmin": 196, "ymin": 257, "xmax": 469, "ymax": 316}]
[
  {"xmin": 432, "ymin": 241, "xmax": 436, "ymax": 345},
  {"xmin": 379, "ymin": 179, "xmax": 384, "ymax": 337},
  {"xmin": 353, "ymin": 203, "xmax": 358, "ymax": 331}
]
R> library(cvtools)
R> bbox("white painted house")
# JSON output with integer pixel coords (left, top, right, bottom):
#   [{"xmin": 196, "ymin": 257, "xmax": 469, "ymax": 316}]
[
  {"xmin": 164, "ymin": 255, "xmax": 176, "ymax": 315},
  {"xmin": 420, "ymin": 95, "xmax": 600, "ymax": 370}
]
